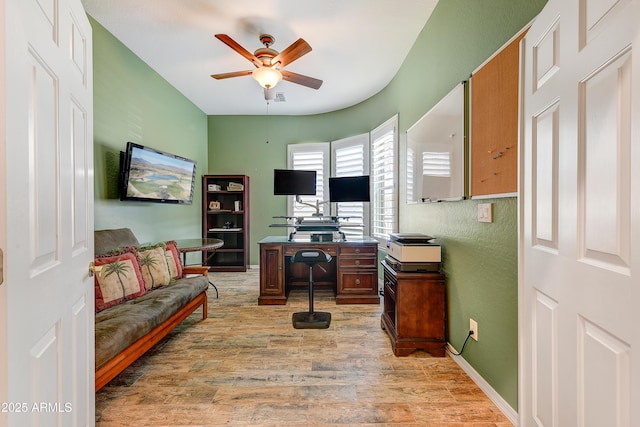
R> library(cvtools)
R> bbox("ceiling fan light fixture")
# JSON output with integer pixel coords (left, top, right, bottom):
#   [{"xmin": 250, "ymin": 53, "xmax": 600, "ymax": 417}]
[{"xmin": 252, "ymin": 67, "xmax": 282, "ymax": 89}]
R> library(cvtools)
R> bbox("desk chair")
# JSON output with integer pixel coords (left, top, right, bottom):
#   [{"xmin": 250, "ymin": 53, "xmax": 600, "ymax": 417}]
[{"xmin": 291, "ymin": 249, "xmax": 332, "ymax": 329}]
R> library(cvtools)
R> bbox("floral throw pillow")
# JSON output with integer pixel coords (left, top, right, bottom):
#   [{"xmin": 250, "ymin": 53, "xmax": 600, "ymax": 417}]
[
  {"xmin": 94, "ymin": 248, "xmax": 146, "ymax": 313},
  {"xmin": 135, "ymin": 243, "xmax": 172, "ymax": 290},
  {"xmin": 164, "ymin": 240, "xmax": 183, "ymax": 280}
]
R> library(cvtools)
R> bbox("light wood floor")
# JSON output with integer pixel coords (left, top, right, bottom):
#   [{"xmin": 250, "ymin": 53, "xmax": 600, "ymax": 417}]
[{"xmin": 96, "ymin": 269, "xmax": 513, "ymax": 426}]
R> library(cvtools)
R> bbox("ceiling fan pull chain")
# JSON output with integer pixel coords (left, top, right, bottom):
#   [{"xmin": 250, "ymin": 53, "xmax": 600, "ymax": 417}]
[{"xmin": 265, "ymin": 100, "xmax": 270, "ymax": 144}]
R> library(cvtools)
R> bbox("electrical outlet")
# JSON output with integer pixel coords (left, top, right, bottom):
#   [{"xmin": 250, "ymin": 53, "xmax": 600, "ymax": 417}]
[{"xmin": 470, "ymin": 318, "xmax": 478, "ymax": 341}]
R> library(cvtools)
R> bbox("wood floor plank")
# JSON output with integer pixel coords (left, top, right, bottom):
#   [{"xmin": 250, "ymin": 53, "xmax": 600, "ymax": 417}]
[{"xmin": 96, "ymin": 270, "xmax": 513, "ymax": 426}]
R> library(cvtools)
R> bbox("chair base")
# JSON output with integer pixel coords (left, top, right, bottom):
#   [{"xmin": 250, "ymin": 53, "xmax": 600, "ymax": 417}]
[{"xmin": 292, "ymin": 311, "xmax": 331, "ymax": 329}]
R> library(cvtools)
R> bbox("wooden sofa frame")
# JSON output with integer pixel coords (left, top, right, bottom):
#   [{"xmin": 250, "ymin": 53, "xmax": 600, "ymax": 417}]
[{"xmin": 95, "ymin": 266, "xmax": 209, "ymax": 391}]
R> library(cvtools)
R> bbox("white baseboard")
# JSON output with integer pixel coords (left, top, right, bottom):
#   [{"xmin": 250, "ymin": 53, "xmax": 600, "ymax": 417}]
[{"xmin": 446, "ymin": 343, "xmax": 519, "ymax": 426}]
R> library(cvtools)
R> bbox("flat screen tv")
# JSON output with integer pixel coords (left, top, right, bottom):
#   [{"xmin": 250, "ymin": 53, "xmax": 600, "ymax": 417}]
[
  {"xmin": 120, "ymin": 142, "xmax": 197, "ymax": 204},
  {"xmin": 273, "ymin": 169, "xmax": 317, "ymax": 195},
  {"xmin": 329, "ymin": 175, "xmax": 370, "ymax": 202}
]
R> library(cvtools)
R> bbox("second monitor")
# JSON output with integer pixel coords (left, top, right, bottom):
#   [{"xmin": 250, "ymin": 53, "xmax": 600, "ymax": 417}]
[{"xmin": 329, "ymin": 175, "xmax": 370, "ymax": 202}]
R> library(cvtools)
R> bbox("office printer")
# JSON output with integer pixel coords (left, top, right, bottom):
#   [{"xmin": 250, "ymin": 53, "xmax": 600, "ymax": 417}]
[{"xmin": 385, "ymin": 233, "xmax": 441, "ymax": 272}]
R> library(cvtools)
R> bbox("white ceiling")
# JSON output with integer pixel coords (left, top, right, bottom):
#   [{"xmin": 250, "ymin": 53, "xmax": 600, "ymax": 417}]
[{"xmin": 82, "ymin": 0, "xmax": 438, "ymax": 116}]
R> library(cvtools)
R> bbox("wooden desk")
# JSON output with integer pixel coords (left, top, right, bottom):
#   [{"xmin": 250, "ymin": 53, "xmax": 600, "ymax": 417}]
[{"xmin": 258, "ymin": 236, "xmax": 380, "ymax": 305}]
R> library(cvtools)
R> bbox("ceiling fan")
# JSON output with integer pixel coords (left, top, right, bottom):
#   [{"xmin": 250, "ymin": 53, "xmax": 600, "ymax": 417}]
[{"xmin": 211, "ymin": 33, "xmax": 323, "ymax": 91}]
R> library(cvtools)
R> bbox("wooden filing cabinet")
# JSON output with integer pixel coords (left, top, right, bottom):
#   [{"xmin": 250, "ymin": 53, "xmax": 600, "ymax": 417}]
[
  {"xmin": 381, "ymin": 260, "xmax": 446, "ymax": 357},
  {"xmin": 336, "ymin": 243, "xmax": 379, "ymax": 304}
]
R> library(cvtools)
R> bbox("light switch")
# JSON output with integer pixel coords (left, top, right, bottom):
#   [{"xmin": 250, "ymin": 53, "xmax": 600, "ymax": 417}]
[{"xmin": 478, "ymin": 203, "xmax": 493, "ymax": 223}]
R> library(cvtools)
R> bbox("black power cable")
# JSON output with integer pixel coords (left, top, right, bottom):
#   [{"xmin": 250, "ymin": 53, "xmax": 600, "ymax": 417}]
[{"xmin": 447, "ymin": 330, "xmax": 474, "ymax": 356}]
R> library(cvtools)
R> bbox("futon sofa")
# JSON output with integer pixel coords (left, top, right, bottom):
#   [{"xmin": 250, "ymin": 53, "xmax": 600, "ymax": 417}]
[{"xmin": 94, "ymin": 228, "xmax": 210, "ymax": 391}]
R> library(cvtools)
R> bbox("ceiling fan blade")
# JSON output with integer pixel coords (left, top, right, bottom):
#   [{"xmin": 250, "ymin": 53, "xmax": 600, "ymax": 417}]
[
  {"xmin": 215, "ymin": 34, "xmax": 262, "ymax": 68},
  {"xmin": 211, "ymin": 70, "xmax": 253, "ymax": 80},
  {"xmin": 281, "ymin": 70, "xmax": 323, "ymax": 89},
  {"xmin": 271, "ymin": 38, "xmax": 312, "ymax": 68}
]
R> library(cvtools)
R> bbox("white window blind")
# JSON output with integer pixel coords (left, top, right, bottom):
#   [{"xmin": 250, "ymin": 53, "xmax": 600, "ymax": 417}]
[
  {"xmin": 331, "ymin": 134, "xmax": 370, "ymax": 238},
  {"xmin": 423, "ymin": 151, "xmax": 451, "ymax": 176},
  {"xmin": 287, "ymin": 143, "xmax": 329, "ymax": 217},
  {"xmin": 370, "ymin": 115, "xmax": 398, "ymax": 243},
  {"xmin": 406, "ymin": 147, "xmax": 416, "ymax": 203}
]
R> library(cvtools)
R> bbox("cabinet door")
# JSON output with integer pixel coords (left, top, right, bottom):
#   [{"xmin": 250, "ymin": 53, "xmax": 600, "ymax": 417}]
[
  {"xmin": 396, "ymin": 278, "xmax": 445, "ymax": 340},
  {"xmin": 259, "ymin": 244, "xmax": 283, "ymax": 296}
]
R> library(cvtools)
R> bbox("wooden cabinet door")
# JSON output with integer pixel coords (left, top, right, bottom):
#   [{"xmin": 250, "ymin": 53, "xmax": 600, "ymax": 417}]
[
  {"xmin": 258, "ymin": 244, "xmax": 285, "ymax": 304},
  {"xmin": 396, "ymin": 277, "xmax": 445, "ymax": 340}
]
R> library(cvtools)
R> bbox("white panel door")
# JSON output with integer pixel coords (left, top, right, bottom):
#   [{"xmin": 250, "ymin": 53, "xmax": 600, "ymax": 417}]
[
  {"xmin": 521, "ymin": 0, "xmax": 639, "ymax": 425},
  {"xmin": 1, "ymin": 0, "xmax": 94, "ymax": 425}
]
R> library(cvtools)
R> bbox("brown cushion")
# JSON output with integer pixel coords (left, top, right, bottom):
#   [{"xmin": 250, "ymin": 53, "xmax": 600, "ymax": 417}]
[
  {"xmin": 94, "ymin": 248, "xmax": 146, "ymax": 312},
  {"xmin": 94, "ymin": 228, "xmax": 140, "ymax": 255}
]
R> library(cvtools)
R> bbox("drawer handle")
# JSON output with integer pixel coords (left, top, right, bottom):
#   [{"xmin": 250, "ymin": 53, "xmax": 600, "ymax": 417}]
[
  {"xmin": 355, "ymin": 260, "xmax": 360, "ymax": 265},
  {"xmin": 355, "ymin": 279, "xmax": 360, "ymax": 285},
  {"xmin": 355, "ymin": 248, "xmax": 360, "ymax": 254}
]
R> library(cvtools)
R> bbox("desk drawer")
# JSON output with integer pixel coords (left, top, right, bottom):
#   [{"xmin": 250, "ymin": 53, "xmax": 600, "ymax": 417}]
[
  {"xmin": 283, "ymin": 244, "xmax": 338, "ymax": 257},
  {"xmin": 338, "ymin": 256, "xmax": 377, "ymax": 268},
  {"xmin": 339, "ymin": 245, "xmax": 377, "ymax": 256},
  {"xmin": 339, "ymin": 271, "xmax": 377, "ymax": 294}
]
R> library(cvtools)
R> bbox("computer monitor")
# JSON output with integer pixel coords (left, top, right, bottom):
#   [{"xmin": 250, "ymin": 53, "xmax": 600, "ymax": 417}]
[
  {"xmin": 329, "ymin": 175, "xmax": 370, "ymax": 202},
  {"xmin": 273, "ymin": 169, "xmax": 317, "ymax": 195}
]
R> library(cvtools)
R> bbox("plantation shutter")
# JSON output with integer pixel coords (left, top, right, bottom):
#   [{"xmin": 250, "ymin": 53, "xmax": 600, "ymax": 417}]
[
  {"xmin": 370, "ymin": 115, "xmax": 398, "ymax": 243},
  {"xmin": 331, "ymin": 134, "xmax": 370, "ymax": 238},
  {"xmin": 406, "ymin": 147, "xmax": 416, "ymax": 203},
  {"xmin": 287, "ymin": 143, "xmax": 330, "ymax": 217}
]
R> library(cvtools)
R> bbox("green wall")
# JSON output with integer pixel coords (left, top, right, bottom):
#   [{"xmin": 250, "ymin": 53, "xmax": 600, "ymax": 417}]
[
  {"xmin": 208, "ymin": 0, "xmax": 547, "ymax": 410},
  {"xmin": 91, "ymin": 17, "xmax": 208, "ymax": 246}
]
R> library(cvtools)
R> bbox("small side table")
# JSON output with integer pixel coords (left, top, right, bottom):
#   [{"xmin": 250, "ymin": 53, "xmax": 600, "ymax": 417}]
[
  {"xmin": 381, "ymin": 260, "xmax": 446, "ymax": 357},
  {"xmin": 174, "ymin": 238, "xmax": 224, "ymax": 298}
]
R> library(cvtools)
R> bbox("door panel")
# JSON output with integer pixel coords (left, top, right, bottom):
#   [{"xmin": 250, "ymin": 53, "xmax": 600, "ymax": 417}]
[
  {"xmin": 2, "ymin": 0, "xmax": 94, "ymax": 425},
  {"xmin": 532, "ymin": 102, "xmax": 559, "ymax": 250},
  {"xmin": 578, "ymin": 318, "xmax": 630, "ymax": 427},
  {"xmin": 28, "ymin": 50, "xmax": 60, "ymax": 274},
  {"xmin": 579, "ymin": 49, "xmax": 631, "ymax": 272},
  {"xmin": 30, "ymin": 324, "xmax": 60, "ymax": 425},
  {"xmin": 521, "ymin": 0, "xmax": 638, "ymax": 425}
]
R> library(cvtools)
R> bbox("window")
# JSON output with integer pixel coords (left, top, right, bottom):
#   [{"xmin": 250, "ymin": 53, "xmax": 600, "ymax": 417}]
[
  {"xmin": 331, "ymin": 134, "xmax": 370, "ymax": 239},
  {"xmin": 287, "ymin": 143, "xmax": 329, "ymax": 217},
  {"xmin": 286, "ymin": 114, "xmax": 398, "ymax": 244},
  {"xmin": 370, "ymin": 115, "xmax": 398, "ymax": 243}
]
